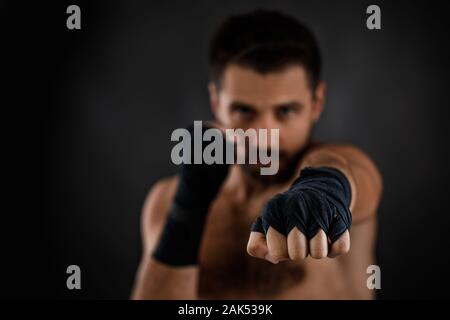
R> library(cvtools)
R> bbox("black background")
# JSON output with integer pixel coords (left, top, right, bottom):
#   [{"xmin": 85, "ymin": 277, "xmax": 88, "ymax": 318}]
[{"xmin": 3, "ymin": 0, "xmax": 450, "ymax": 299}]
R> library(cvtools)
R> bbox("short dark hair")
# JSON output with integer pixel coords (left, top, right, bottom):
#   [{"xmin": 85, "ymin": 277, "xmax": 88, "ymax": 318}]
[{"xmin": 209, "ymin": 9, "xmax": 322, "ymax": 90}]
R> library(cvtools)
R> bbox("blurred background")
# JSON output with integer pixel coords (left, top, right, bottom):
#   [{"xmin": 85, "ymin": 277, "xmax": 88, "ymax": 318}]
[{"xmin": 3, "ymin": 0, "xmax": 450, "ymax": 299}]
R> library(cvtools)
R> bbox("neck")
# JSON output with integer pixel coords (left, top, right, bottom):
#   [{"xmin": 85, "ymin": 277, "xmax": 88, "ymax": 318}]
[
  {"xmin": 225, "ymin": 140, "xmax": 317, "ymax": 199},
  {"xmin": 226, "ymin": 165, "xmax": 291, "ymax": 200}
]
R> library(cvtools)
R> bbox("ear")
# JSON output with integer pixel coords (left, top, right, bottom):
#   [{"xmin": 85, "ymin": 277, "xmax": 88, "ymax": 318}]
[
  {"xmin": 208, "ymin": 82, "xmax": 219, "ymax": 115},
  {"xmin": 312, "ymin": 81, "xmax": 326, "ymax": 123}
]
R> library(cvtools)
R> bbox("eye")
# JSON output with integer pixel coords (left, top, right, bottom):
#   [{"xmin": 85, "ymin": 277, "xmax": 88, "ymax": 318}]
[
  {"xmin": 276, "ymin": 105, "xmax": 297, "ymax": 119},
  {"xmin": 235, "ymin": 106, "xmax": 253, "ymax": 115},
  {"xmin": 230, "ymin": 104, "xmax": 256, "ymax": 120}
]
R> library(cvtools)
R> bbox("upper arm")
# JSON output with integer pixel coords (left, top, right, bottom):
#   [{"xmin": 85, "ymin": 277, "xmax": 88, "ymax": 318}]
[
  {"xmin": 339, "ymin": 216, "xmax": 378, "ymax": 299},
  {"xmin": 339, "ymin": 145, "xmax": 383, "ymax": 222},
  {"xmin": 140, "ymin": 176, "xmax": 179, "ymax": 254},
  {"xmin": 318, "ymin": 146, "xmax": 381, "ymax": 298},
  {"xmin": 131, "ymin": 176, "xmax": 199, "ymax": 299}
]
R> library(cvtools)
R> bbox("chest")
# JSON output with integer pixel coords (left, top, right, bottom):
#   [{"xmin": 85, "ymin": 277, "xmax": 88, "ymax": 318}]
[{"xmin": 197, "ymin": 194, "xmax": 306, "ymax": 298}]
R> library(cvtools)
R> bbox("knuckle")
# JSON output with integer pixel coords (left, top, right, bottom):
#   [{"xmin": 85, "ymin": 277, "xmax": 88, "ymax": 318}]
[
  {"xmin": 336, "ymin": 241, "xmax": 349, "ymax": 253},
  {"xmin": 270, "ymin": 254, "xmax": 282, "ymax": 261},
  {"xmin": 270, "ymin": 250, "xmax": 288, "ymax": 261},
  {"xmin": 246, "ymin": 241, "xmax": 263, "ymax": 257},
  {"xmin": 310, "ymin": 248, "xmax": 328, "ymax": 259},
  {"xmin": 341, "ymin": 241, "xmax": 351, "ymax": 254},
  {"xmin": 334, "ymin": 240, "xmax": 350, "ymax": 254},
  {"xmin": 289, "ymin": 249, "xmax": 307, "ymax": 260}
]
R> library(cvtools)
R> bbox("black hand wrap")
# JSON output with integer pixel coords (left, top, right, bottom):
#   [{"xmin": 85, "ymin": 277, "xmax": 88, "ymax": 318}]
[
  {"xmin": 252, "ymin": 167, "xmax": 352, "ymax": 243},
  {"xmin": 152, "ymin": 124, "xmax": 230, "ymax": 266}
]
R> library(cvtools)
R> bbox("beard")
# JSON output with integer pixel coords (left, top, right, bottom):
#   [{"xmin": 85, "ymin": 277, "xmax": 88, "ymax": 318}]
[{"xmin": 234, "ymin": 124, "xmax": 316, "ymax": 185}]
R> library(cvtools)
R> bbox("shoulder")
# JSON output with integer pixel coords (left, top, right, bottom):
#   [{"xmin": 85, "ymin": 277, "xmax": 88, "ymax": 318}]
[
  {"xmin": 306, "ymin": 143, "xmax": 382, "ymax": 178},
  {"xmin": 307, "ymin": 142, "xmax": 372, "ymax": 159},
  {"xmin": 142, "ymin": 175, "xmax": 179, "ymax": 224}
]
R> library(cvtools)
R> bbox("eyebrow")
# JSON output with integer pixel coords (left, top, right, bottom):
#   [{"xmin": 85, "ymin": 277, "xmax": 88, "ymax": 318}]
[
  {"xmin": 229, "ymin": 101, "xmax": 257, "ymax": 111},
  {"xmin": 274, "ymin": 101, "xmax": 304, "ymax": 110},
  {"xmin": 229, "ymin": 101, "xmax": 305, "ymax": 111}
]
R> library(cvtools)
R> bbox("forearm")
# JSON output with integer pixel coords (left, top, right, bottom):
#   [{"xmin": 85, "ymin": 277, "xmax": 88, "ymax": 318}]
[
  {"xmin": 299, "ymin": 145, "xmax": 382, "ymax": 222},
  {"xmin": 131, "ymin": 257, "xmax": 199, "ymax": 299},
  {"xmin": 132, "ymin": 211, "xmax": 204, "ymax": 300}
]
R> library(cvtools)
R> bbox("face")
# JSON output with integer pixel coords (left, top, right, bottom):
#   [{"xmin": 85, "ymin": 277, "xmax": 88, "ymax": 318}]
[{"xmin": 209, "ymin": 64, "xmax": 325, "ymax": 181}]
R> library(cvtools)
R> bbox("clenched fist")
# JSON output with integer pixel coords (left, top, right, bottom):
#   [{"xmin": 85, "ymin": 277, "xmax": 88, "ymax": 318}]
[{"xmin": 247, "ymin": 167, "xmax": 352, "ymax": 263}]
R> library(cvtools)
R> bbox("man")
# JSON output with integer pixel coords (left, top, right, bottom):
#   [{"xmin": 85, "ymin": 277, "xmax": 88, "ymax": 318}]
[{"xmin": 131, "ymin": 9, "xmax": 382, "ymax": 299}]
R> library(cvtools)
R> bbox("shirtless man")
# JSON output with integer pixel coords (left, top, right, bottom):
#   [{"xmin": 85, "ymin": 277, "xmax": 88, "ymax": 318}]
[{"xmin": 131, "ymin": 9, "xmax": 382, "ymax": 300}]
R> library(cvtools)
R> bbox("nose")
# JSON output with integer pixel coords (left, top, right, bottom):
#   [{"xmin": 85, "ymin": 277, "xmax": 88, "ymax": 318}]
[
  {"xmin": 255, "ymin": 112, "xmax": 279, "ymax": 131},
  {"xmin": 252, "ymin": 113, "xmax": 280, "ymax": 151}
]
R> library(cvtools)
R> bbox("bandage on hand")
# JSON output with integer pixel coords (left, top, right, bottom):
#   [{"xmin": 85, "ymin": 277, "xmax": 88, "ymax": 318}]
[
  {"xmin": 153, "ymin": 123, "xmax": 230, "ymax": 266},
  {"xmin": 247, "ymin": 167, "xmax": 352, "ymax": 262}
]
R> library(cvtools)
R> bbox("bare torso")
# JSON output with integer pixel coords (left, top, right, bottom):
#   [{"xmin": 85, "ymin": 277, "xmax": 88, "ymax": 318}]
[
  {"xmin": 197, "ymin": 168, "xmax": 376, "ymax": 299},
  {"xmin": 141, "ymin": 144, "xmax": 379, "ymax": 300}
]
